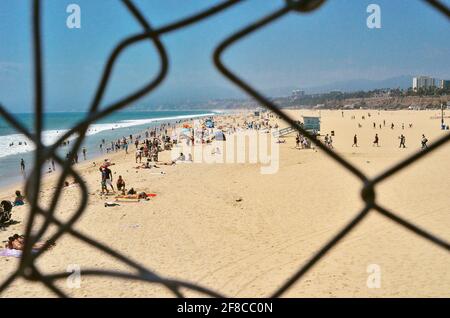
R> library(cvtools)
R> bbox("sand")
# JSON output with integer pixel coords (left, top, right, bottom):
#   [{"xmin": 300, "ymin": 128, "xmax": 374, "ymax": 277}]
[{"xmin": 0, "ymin": 109, "xmax": 449, "ymax": 297}]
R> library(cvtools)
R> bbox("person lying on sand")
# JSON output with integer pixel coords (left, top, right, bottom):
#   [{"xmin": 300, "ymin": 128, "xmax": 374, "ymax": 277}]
[
  {"xmin": 138, "ymin": 192, "xmax": 153, "ymax": 200},
  {"xmin": 160, "ymin": 161, "xmax": 176, "ymax": 166},
  {"xmin": 4, "ymin": 234, "xmax": 56, "ymax": 251},
  {"xmin": 115, "ymin": 191, "xmax": 156, "ymax": 201},
  {"xmin": 134, "ymin": 161, "xmax": 160, "ymax": 169},
  {"xmin": 161, "ymin": 153, "xmax": 185, "ymax": 166}
]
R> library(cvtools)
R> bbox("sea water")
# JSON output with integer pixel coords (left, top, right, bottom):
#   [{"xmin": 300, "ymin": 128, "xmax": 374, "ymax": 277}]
[{"xmin": 0, "ymin": 110, "xmax": 215, "ymax": 188}]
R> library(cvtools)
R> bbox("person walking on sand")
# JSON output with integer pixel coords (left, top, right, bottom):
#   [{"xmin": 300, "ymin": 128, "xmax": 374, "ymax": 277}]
[
  {"xmin": 373, "ymin": 134, "xmax": 379, "ymax": 147},
  {"xmin": 100, "ymin": 166, "xmax": 114, "ymax": 193},
  {"xmin": 295, "ymin": 134, "xmax": 300, "ymax": 149},
  {"xmin": 421, "ymin": 134, "xmax": 428, "ymax": 149},
  {"xmin": 100, "ymin": 167, "xmax": 108, "ymax": 194},
  {"xmin": 328, "ymin": 135, "xmax": 334, "ymax": 149},
  {"xmin": 352, "ymin": 134, "xmax": 358, "ymax": 147},
  {"xmin": 135, "ymin": 148, "xmax": 142, "ymax": 163},
  {"xmin": 20, "ymin": 158, "xmax": 25, "ymax": 173},
  {"xmin": 399, "ymin": 134, "xmax": 406, "ymax": 148}
]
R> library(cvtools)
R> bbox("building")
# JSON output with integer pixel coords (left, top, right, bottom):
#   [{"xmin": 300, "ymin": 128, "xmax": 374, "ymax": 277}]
[
  {"xmin": 439, "ymin": 80, "xmax": 450, "ymax": 89},
  {"xmin": 412, "ymin": 76, "xmax": 436, "ymax": 91},
  {"xmin": 291, "ymin": 89, "xmax": 305, "ymax": 98}
]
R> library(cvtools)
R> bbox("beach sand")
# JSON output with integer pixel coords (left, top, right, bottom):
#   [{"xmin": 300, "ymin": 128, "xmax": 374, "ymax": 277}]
[{"xmin": 0, "ymin": 109, "xmax": 449, "ymax": 297}]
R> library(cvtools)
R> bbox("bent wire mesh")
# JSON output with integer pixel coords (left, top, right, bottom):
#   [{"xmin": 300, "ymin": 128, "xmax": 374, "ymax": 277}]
[{"xmin": 0, "ymin": 0, "xmax": 448, "ymax": 298}]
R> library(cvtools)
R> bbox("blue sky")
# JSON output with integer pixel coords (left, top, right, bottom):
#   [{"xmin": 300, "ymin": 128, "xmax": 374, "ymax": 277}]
[{"xmin": 0, "ymin": 0, "xmax": 449, "ymax": 112}]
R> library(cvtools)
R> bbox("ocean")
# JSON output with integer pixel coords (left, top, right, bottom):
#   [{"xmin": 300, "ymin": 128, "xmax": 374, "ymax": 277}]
[{"xmin": 0, "ymin": 110, "xmax": 215, "ymax": 188}]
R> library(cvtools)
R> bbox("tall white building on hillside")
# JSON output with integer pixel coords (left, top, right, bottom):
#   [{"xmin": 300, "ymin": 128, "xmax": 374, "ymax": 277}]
[{"xmin": 412, "ymin": 76, "xmax": 436, "ymax": 91}]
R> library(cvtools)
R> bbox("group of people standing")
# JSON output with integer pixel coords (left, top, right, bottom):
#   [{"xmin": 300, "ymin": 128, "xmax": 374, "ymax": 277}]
[{"xmin": 295, "ymin": 133, "xmax": 312, "ymax": 149}]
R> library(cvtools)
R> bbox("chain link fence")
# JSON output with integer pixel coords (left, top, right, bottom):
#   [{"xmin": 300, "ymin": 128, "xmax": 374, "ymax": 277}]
[{"xmin": 0, "ymin": 0, "xmax": 448, "ymax": 297}]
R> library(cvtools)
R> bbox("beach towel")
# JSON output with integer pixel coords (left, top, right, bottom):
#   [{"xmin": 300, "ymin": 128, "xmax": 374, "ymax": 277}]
[
  {"xmin": 115, "ymin": 196, "xmax": 139, "ymax": 202},
  {"xmin": 115, "ymin": 193, "xmax": 157, "ymax": 202},
  {"xmin": 0, "ymin": 248, "xmax": 40, "ymax": 257},
  {"xmin": 0, "ymin": 249, "xmax": 22, "ymax": 258}
]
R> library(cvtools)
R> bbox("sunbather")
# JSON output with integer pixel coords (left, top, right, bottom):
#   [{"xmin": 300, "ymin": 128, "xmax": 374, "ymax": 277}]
[
  {"xmin": 161, "ymin": 153, "xmax": 185, "ymax": 165},
  {"xmin": 135, "ymin": 160, "xmax": 160, "ymax": 169},
  {"xmin": 4, "ymin": 234, "xmax": 55, "ymax": 251}
]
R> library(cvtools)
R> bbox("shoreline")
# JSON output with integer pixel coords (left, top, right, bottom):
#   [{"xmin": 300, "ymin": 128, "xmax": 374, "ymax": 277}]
[
  {"xmin": 0, "ymin": 110, "xmax": 231, "ymax": 191},
  {"xmin": 0, "ymin": 109, "xmax": 247, "ymax": 204}
]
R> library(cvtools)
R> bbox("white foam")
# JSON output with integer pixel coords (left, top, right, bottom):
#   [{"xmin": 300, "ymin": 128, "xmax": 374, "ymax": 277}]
[
  {"xmin": 0, "ymin": 130, "xmax": 71, "ymax": 158},
  {"xmin": 0, "ymin": 113, "xmax": 214, "ymax": 159},
  {"xmin": 84, "ymin": 113, "xmax": 215, "ymax": 136}
]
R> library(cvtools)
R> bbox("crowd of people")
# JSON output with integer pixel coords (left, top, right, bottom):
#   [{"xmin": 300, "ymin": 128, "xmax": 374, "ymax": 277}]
[
  {"xmin": 2, "ymin": 110, "xmax": 444, "ymax": 261},
  {"xmin": 96, "ymin": 118, "xmax": 217, "ymax": 196}
]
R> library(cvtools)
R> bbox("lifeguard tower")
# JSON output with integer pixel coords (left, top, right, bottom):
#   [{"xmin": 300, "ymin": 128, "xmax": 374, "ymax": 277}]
[
  {"xmin": 272, "ymin": 115, "xmax": 321, "ymax": 138},
  {"xmin": 301, "ymin": 115, "xmax": 321, "ymax": 134}
]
